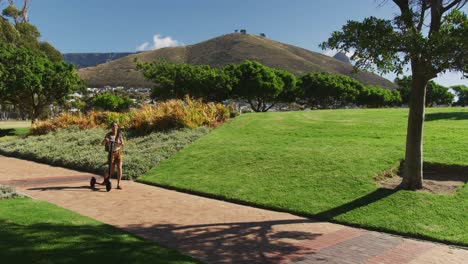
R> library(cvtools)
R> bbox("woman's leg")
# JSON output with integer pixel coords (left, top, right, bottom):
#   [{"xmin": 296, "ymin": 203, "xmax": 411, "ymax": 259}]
[{"xmin": 116, "ymin": 156, "xmax": 123, "ymax": 189}]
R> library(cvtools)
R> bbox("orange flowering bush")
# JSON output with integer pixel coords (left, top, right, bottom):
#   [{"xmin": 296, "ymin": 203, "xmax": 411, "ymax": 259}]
[{"xmin": 31, "ymin": 97, "xmax": 236, "ymax": 135}]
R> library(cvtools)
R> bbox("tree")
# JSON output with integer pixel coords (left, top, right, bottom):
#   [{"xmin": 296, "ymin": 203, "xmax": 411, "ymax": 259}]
[
  {"xmin": 226, "ymin": 60, "xmax": 285, "ymax": 112},
  {"xmin": 321, "ymin": 0, "xmax": 467, "ymax": 190},
  {"xmin": 1, "ymin": 0, "xmax": 62, "ymax": 62},
  {"xmin": 394, "ymin": 76, "xmax": 412, "ymax": 104},
  {"xmin": 357, "ymin": 85, "xmax": 402, "ymax": 107},
  {"xmin": 136, "ymin": 60, "xmax": 231, "ymax": 102},
  {"xmin": 91, "ymin": 92, "xmax": 133, "ymax": 112},
  {"xmin": 451, "ymin": 85, "xmax": 468, "ymax": 106},
  {"xmin": 426, "ymin": 81, "xmax": 454, "ymax": 106},
  {"xmin": 396, "ymin": 76, "xmax": 454, "ymax": 106},
  {"xmin": 0, "ymin": 43, "xmax": 83, "ymax": 122},
  {"xmin": 299, "ymin": 72, "xmax": 361, "ymax": 108},
  {"xmin": 273, "ymin": 69, "xmax": 298, "ymax": 103}
]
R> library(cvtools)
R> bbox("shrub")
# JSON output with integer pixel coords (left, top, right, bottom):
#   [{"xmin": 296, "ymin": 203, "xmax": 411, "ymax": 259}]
[
  {"xmin": 30, "ymin": 97, "xmax": 235, "ymax": 135},
  {"xmin": 91, "ymin": 92, "xmax": 134, "ymax": 112},
  {"xmin": 0, "ymin": 127, "xmax": 209, "ymax": 180},
  {"xmin": 0, "ymin": 184, "xmax": 25, "ymax": 199}
]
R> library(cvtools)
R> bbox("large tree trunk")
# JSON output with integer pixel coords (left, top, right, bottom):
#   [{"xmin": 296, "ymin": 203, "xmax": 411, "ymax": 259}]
[{"xmin": 402, "ymin": 71, "xmax": 428, "ymax": 190}]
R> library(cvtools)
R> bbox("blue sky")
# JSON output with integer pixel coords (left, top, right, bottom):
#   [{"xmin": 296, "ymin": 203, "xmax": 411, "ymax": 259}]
[{"xmin": 18, "ymin": 0, "xmax": 468, "ymax": 86}]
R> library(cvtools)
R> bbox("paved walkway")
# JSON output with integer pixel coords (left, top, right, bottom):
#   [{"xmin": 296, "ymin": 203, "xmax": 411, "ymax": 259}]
[{"xmin": 0, "ymin": 155, "xmax": 467, "ymax": 264}]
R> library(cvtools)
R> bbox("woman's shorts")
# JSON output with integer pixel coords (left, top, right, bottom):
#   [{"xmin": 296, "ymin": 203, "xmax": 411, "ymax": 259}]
[{"xmin": 109, "ymin": 149, "xmax": 123, "ymax": 164}]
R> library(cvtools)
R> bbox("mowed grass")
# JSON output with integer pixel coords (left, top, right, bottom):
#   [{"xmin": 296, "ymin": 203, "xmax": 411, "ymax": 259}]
[
  {"xmin": 139, "ymin": 108, "xmax": 468, "ymax": 246},
  {"xmin": 0, "ymin": 198, "xmax": 200, "ymax": 264},
  {"xmin": 0, "ymin": 120, "xmax": 30, "ymax": 137}
]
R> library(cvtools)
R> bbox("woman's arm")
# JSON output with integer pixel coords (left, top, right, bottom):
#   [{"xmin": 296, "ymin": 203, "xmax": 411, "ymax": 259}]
[{"xmin": 102, "ymin": 134, "xmax": 109, "ymax": 145}]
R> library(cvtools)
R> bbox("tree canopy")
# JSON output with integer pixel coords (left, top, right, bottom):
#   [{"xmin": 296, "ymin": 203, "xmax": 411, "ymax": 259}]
[
  {"xmin": 225, "ymin": 60, "xmax": 289, "ymax": 112},
  {"xmin": 0, "ymin": 0, "xmax": 62, "ymax": 61},
  {"xmin": 451, "ymin": 85, "xmax": 468, "ymax": 106},
  {"xmin": 395, "ymin": 76, "xmax": 454, "ymax": 106},
  {"xmin": 91, "ymin": 92, "xmax": 134, "ymax": 112},
  {"xmin": 136, "ymin": 59, "xmax": 232, "ymax": 102},
  {"xmin": 0, "ymin": 42, "xmax": 83, "ymax": 122}
]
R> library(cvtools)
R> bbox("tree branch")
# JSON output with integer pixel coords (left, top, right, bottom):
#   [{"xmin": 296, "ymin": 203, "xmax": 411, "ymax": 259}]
[
  {"xmin": 247, "ymin": 98, "xmax": 256, "ymax": 112},
  {"xmin": 443, "ymin": 0, "xmax": 466, "ymax": 13},
  {"xmin": 417, "ymin": 0, "xmax": 428, "ymax": 31},
  {"xmin": 394, "ymin": 0, "xmax": 418, "ymax": 30},
  {"xmin": 265, "ymin": 102, "xmax": 276, "ymax": 111},
  {"xmin": 21, "ymin": 0, "xmax": 29, "ymax": 22},
  {"xmin": 429, "ymin": 0, "xmax": 443, "ymax": 36}
]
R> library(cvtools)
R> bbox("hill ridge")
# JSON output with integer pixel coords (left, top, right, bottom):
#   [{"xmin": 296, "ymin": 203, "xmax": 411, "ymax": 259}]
[{"xmin": 78, "ymin": 33, "xmax": 396, "ymax": 89}]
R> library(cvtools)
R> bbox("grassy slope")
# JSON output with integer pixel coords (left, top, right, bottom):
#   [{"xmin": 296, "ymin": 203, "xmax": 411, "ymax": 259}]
[
  {"xmin": 139, "ymin": 108, "xmax": 468, "ymax": 246},
  {"xmin": 0, "ymin": 198, "xmax": 199, "ymax": 264}
]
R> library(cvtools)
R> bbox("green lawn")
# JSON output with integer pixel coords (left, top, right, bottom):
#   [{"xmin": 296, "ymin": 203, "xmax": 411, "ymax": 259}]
[
  {"xmin": 0, "ymin": 198, "xmax": 199, "ymax": 264},
  {"xmin": 139, "ymin": 107, "xmax": 468, "ymax": 246},
  {"xmin": 0, "ymin": 120, "xmax": 30, "ymax": 137}
]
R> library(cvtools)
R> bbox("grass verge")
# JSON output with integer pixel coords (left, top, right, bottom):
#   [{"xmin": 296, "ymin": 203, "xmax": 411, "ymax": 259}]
[
  {"xmin": 0, "ymin": 198, "xmax": 199, "ymax": 264},
  {"xmin": 139, "ymin": 107, "xmax": 468, "ymax": 246}
]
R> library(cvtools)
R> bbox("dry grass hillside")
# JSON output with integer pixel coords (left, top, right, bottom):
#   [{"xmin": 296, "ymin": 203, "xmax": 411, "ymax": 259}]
[{"xmin": 78, "ymin": 33, "xmax": 397, "ymax": 89}]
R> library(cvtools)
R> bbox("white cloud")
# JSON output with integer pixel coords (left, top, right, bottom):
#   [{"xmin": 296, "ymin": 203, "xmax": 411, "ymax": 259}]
[
  {"xmin": 136, "ymin": 42, "xmax": 150, "ymax": 51},
  {"xmin": 136, "ymin": 34, "xmax": 181, "ymax": 51}
]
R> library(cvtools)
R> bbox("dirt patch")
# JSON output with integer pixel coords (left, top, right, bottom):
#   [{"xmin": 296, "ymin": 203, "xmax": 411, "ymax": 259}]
[{"xmin": 378, "ymin": 166, "xmax": 468, "ymax": 194}]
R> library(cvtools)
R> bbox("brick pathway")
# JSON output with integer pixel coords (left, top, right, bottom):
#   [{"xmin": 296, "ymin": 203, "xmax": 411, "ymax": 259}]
[{"xmin": 1, "ymin": 155, "xmax": 467, "ymax": 264}]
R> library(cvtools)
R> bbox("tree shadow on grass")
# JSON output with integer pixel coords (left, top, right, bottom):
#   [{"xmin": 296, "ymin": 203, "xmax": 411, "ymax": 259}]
[
  {"xmin": 0, "ymin": 221, "xmax": 200, "ymax": 264},
  {"xmin": 0, "ymin": 128, "xmax": 16, "ymax": 137},
  {"xmin": 315, "ymin": 188, "xmax": 398, "ymax": 220},
  {"xmin": 425, "ymin": 112, "xmax": 468, "ymax": 121},
  {"xmin": 124, "ymin": 219, "xmax": 321, "ymax": 264}
]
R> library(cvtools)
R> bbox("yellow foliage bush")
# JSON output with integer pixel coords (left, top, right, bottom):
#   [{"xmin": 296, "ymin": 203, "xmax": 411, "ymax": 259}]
[{"xmin": 31, "ymin": 97, "xmax": 236, "ymax": 135}]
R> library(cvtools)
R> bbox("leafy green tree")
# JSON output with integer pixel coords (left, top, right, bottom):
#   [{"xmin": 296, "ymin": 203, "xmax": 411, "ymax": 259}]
[
  {"xmin": 136, "ymin": 60, "xmax": 231, "ymax": 102},
  {"xmin": 357, "ymin": 85, "xmax": 402, "ymax": 108},
  {"xmin": 394, "ymin": 76, "xmax": 412, "ymax": 105},
  {"xmin": 426, "ymin": 82, "xmax": 454, "ymax": 106},
  {"xmin": 226, "ymin": 60, "xmax": 285, "ymax": 112},
  {"xmin": 396, "ymin": 76, "xmax": 454, "ymax": 106},
  {"xmin": 91, "ymin": 92, "xmax": 134, "ymax": 112},
  {"xmin": 321, "ymin": 0, "xmax": 467, "ymax": 190},
  {"xmin": 0, "ymin": 43, "xmax": 83, "ymax": 122},
  {"xmin": 1, "ymin": 1, "xmax": 62, "ymax": 62},
  {"xmin": 274, "ymin": 69, "xmax": 299, "ymax": 103},
  {"xmin": 299, "ymin": 72, "xmax": 361, "ymax": 108},
  {"xmin": 38, "ymin": 41, "xmax": 63, "ymax": 62},
  {"xmin": 451, "ymin": 85, "xmax": 468, "ymax": 106}
]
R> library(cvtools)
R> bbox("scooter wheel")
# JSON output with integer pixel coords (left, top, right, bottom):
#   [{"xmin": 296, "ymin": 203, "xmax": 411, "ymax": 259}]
[
  {"xmin": 105, "ymin": 179, "xmax": 112, "ymax": 192},
  {"xmin": 90, "ymin": 177, "xmax": 96, "ymax": 189}
]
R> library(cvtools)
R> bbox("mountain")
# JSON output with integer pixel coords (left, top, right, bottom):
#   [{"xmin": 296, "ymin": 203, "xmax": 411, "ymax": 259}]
[
  {"xmin": 78, "ymin": 33, "xmax": 397, "ymax": 89},
  {"xmin": 64, "ymin": 52, "xmax": 135, "ymax": 69},
  {"xmin": 333, "ymin": 52, "xmax": 352, "ymax": 65}
]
